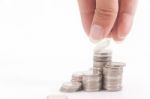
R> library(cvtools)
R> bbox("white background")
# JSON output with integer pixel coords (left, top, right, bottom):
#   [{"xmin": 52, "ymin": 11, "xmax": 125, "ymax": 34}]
[{"xmin": 0, "ymin": 0, "xmax": 150, "ymax": 99}]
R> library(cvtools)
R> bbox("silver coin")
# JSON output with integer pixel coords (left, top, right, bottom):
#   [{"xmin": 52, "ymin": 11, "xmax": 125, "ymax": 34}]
[
  {"xmin": 94, "ymin": 49, "xmax": 112, "ymax": 56},
  {"xmin": 93, "ymin": 39, "xmax": 111, "ymax": 52},
  {"xmin": 83, "ymin": 82, "xmax": 101, "ymax": 86},
  {"xmin": 103, "ymin": 79, "xmax": 122, "ymax": 89},
  {"xmin": 103, "ymin": 67, "xmax": 123, "ymax": 72},
  {"xmin": 82, "ymin": 73, "xmax": 102, "ymax": 82},
  {"xmin": 60, "ymin": 82, "xmax": 82, "ymax": 92},
  {"xmin": 82, "ymin": 77, "xmax": 101, "ymax": 82},
  {"xmin": 103, "ymin": 62, "xmax": 125, "ymax": 91},
  {"xmin": 83, "ymin": 81, "xmax": 101, "ymax": 91},
  {"xmin": 82, "ymin": 71, "xmax": 102, "ymax": 91},
  {"xmin": 84, "ymin": 87, "xmax": 102, "ymax": 91},
  {"xmin": 94, "ymin": 56, "xmax": 112, "ymax": 61},
  {"xmin": 103, "ymin": 62, "xmax": 124, "ymax": 75},
  {"xmin": 93, "ymin": 53, "xmax": 112, "ymax": 62},
  {"xmin": 84, "ymin": 87, "xmax": 100, "ymax": 92},
  {"xmin": 104, "ymin": 85, "xmax": 122, "ymax": 91},
  {"xmin": 83, "ymin": 83, "xmax": 102, "ymax": 88},
  {"xmin": 103, "ymin": 71, "xmax": 123, "ymax": 76},
  {"xmin": 72, "ymin": 71, "xmax": 84, "ymax": 82},
  {"xmin": 92, "ymin": 67, "xmax": 102, "ymax": 75},
  {"xmin": 82, "ymin": 70, "xmax": 100, "ymax": 76},
  {"xmin": 104, "ymin": 80, "xmax": 122, "ymax": 86},
  {"xmin": 93, "ymin": 61, "xmax": 111, "ymax": 68},
  {"xmin": 94, "ymin": 55, "xmax": 112, "ymax": 59},
  {"xmin": 104, "ymin": 74, "xmax": 122, "ymax": 77},
  {"xmin": 105, "ymin": 62, "xmax": 126, "ymax": 68},
  {"xmin": 94, "ymin": 59, "xmax": 111, "ymax": 63},
  {"xmin": 104, "ymin": 75, "xmax": 122, "ymax": 79}
]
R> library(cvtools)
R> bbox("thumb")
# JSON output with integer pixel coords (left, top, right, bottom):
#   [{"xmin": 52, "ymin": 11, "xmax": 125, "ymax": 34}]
[{"xmin": 89, "ymin": 0, "xmax": 119, "ymax": 42}]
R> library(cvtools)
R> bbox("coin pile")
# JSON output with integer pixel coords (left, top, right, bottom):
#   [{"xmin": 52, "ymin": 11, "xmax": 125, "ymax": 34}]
[
  {"xmin": 82, "ymin": 71, "xmax": 102, "ymax": 91},
  {"xmin": 60, "ymin": 49, "xmax": 125, "ymax": 92},
  {"xmin": 103, "ymin": 62, "xmax": 125, "ymax": 91},
  {"xmin": 60, "ymin": 82, "xmax": 82, "ymax": 92},
  {"xmin": 93, "ymin": 50, "xmax": 112, "ymax": 72},
  {"xmin": 71, "ymin": 71, "xmax": 84, "ymax": 82}
]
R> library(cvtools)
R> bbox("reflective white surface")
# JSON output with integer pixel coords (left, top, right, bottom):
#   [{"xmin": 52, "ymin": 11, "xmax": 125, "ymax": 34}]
[{"xmin": 0, "ymin": 0, "xmax": 150, "ymax": 99}]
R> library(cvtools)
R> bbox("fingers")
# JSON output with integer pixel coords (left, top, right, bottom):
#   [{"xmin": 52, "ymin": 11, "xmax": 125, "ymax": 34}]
[
  {"xmin": 89, "ymin": 0, "xmax": 119, "ymax": 41},
  {"xmin": 78, "ymin": 0, "xmax": 96, "ymax": 35},
  {"xmin": 112, "ymin": 0, "xmax": 138, "ymax": 41},
  {"xmin": 78, "ymin": 0, "xmax": 137, "ymax": 42}
]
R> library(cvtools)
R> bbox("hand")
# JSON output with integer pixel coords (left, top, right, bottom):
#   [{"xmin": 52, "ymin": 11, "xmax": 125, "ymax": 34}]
[{"xmin": 78, "ymin": 0, "xmax": 137, "ymax": 42}]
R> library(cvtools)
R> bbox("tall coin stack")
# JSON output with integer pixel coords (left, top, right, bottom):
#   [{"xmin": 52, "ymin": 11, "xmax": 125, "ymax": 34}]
[
  {"xmin": 93, "ymin": 49, "xmax": 112, "ymax": 74},
  {"xmin": 103, "ymin": 62, "xmax": 125, "ymax": 91}
]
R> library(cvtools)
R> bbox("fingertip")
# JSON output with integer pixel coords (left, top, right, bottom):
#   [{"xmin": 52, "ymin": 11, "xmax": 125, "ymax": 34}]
[
  {"xmin": 89, "ymin": 0, "xmax": 119, "ymax": 42},
  {"xmin": 112, "ymin": 30, "xmax": 125, "ymax": 42},
  {"xmin": 89, "ymin": 24, "xmax": 105, "ymax": 41},
  {"xmin": 112, "ymin": 13, "xmax": 133, "ymax": 41},
  {"xmin": 112, "ymin": 31, "xmax": 126, "ymax": 42}
]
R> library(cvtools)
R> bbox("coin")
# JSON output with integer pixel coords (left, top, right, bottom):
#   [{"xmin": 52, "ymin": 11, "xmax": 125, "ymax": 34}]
[
  {"xmin": 82, "ymin": 71, "xmax": 101, "ymax": 81},
  {"xmin": 103, "ymin": 85, "xmax": 122, "ymax": 91},
  {"xmin": 104, "ymin": 79, "xmax": 122, "ymax": 85},
  {"xmin": 71, "ymin": 71, "xmax": 84, "ymax": 82},
  {"xmin": 60, "ymin": 82, "xmax": 82, "ymax": 92},
  {"xmin": 83, "ymin": 82, "xmax": 101, "ymax": 89},
  {"xmin": 93, "ymin": 49, "xmax": 112, "ymax": 73},
  {"xmin": 93, "ymin": 57, "xmax": 112, "ymax": 62},
  {"xmin": 93, "ymin": 39, "xmax": 111, "ymax": 52},
  {"xmin": 60, "ymin": 48, "xmax": 126, "ymax": 93},
  {"xmin": 82, "ymin": 71, "xmax": 102, "ymax": 92},
  {"xmin": 103, "ymin": 62, "xmax": 125, "ymax": 91},
  {"xmin": 93, "ymin": 67, "xmax": 102, "ymax": 75},
  {"xmin": 103, "ymin": 68, "xmax": 123, "ymax": 76},
  {"xmin": 93, "ymin": 61, "xmax": 111, "ymax": 68},
  {"xmin": 105, "ymin": 62, "xmax": 126, "ymax": 68},
  {"xmin": 94, "ymin": 49, "xmax": 112, "ymax": 56}
]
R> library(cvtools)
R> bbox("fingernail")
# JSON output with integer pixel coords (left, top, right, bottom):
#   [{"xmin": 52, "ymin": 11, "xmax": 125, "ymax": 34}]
[
  {"xmin": 117, "ymin": 14, "xmax": 132, "ymax": 41},
  {"xmin": 89, "ymin": 24, "xmax": 104, "ymax": 42}
]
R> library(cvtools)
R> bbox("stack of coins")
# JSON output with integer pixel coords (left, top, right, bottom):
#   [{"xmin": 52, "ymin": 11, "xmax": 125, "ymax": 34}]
[
  {"xmin": 60, "ymin": 48, "xmax": 126, "ymax": 93},
  {"xmin": 60, "ymin": 82, "xmax": 82, "ymax": 92},
  {"xmin": 82, "ymin": 71, "xmax": 102, "ymax": 92},
  {"xmin": 71, "ymin": 72, "xmax": 84, "ymax": 82},
  {"xmin": 103, "ymin": 62, "xmax": 125, "ymax": 91},
  {"xmin": 60, "ymin": 72, "xmax": 84, "ymax": 92},
  {"xmin": 93, "ymin": 49, "xmax": 112, "ymax": 73}
]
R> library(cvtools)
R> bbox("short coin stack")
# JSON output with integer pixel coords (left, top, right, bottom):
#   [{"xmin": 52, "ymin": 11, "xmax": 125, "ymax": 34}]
[
  {"xmin": 71, "ymin": 72, "xmax": 84, "ymax": 83},
  {"xmin": 60, "ymin": 82, "xmax": 82, "ymax": 92},
  {"xmin": 60, "ymin": 49, "xmax": 125, "ymax": 92},
  {"xmin": 82, "ymin": 71, "xmax": 102, "ymax": 91}
]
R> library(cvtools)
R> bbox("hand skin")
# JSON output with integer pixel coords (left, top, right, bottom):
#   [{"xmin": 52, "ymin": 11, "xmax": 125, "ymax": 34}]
[{"xmin": 78, "ymin": 0, "xmax": 138, "ymax": 42}]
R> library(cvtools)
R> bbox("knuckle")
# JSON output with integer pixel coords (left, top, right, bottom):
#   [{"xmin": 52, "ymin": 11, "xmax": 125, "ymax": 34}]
[
  {"xmin": 95, "ymin": 8, "xmax": 118, "ymax": 18},
  {"xmin": 120, "ymin": 10, "xmax": 134, "ymax": 16}
]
